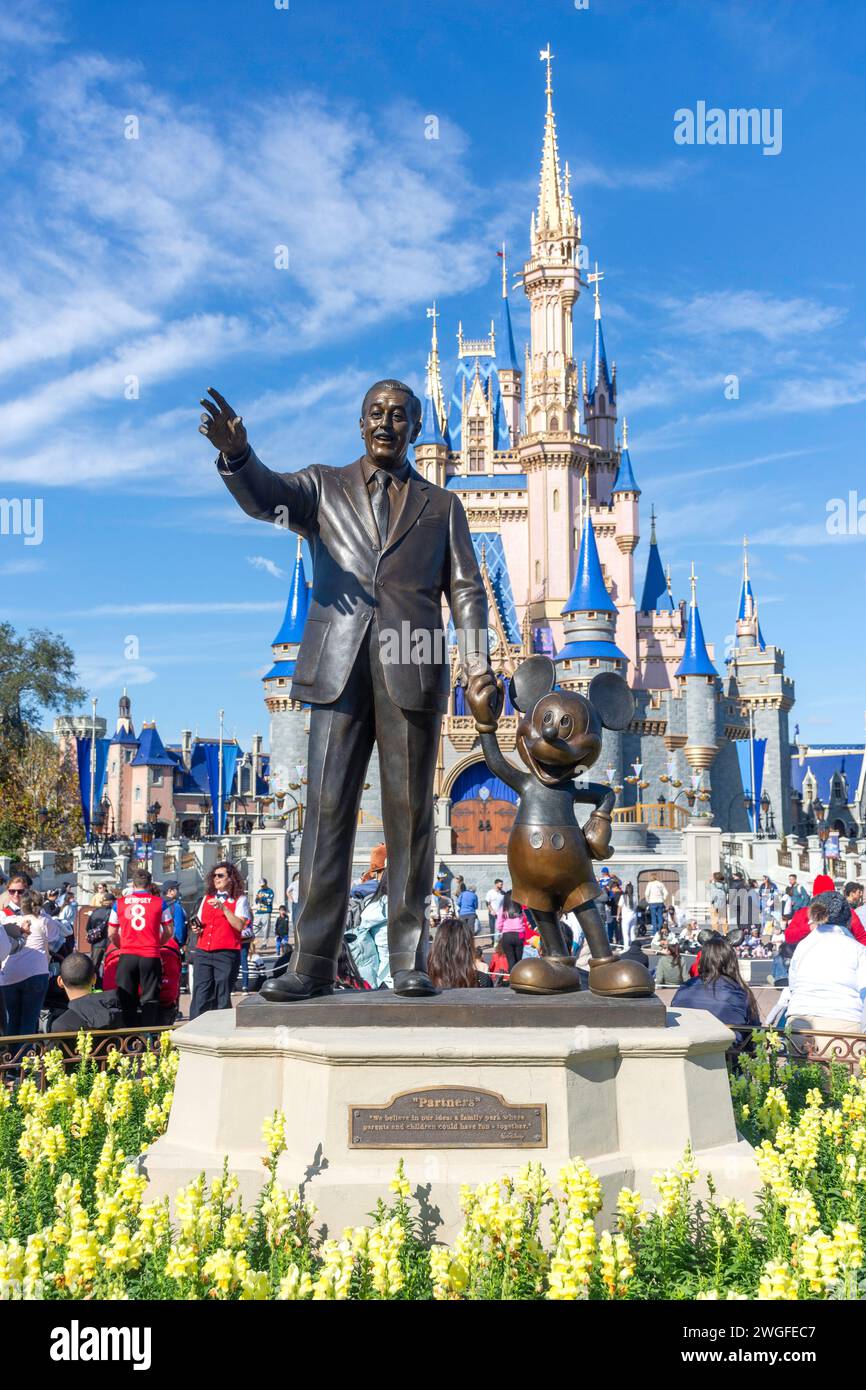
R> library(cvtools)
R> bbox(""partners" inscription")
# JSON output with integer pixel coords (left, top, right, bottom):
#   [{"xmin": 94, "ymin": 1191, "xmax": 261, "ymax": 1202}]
[{"xmin": 349, "ymin": 1086, "xmax": 547, "ymax": 1149}]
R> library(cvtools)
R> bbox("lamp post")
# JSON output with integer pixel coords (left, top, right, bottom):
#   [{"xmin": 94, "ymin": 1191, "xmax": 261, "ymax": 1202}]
[{"xmin": 37, "ymin": 805, "xmax": 49, "ymax": 851}]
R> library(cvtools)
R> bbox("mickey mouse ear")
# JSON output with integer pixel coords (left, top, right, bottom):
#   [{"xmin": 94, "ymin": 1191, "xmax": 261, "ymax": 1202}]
[
  {"xmin": 726, "ymin": 927, "xmax": 744, "ymax": 947},
  {"xmin": 587, "ymin": 672, "xmax": 635, "ymax": 731},
  {"xmin": 508, "ymin": 655, "xmax": 557, "ymax": 713},
  {"xmin": 697, "ymin": 928, "xmax": 715, "ymax": 946}
]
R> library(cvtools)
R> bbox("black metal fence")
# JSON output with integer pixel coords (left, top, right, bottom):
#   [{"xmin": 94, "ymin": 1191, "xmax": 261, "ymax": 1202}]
[{"xmin": 0, "ymin": 1025, "xmax": 175, "ymax": 1089}]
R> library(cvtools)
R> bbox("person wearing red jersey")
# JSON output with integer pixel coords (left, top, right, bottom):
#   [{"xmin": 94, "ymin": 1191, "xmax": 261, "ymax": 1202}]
[
  {"xmin": 107, "ymin": 868, "xmax": 174, "ymax": 1026},
  {"xmin": 189, "ymin": 861, "xmax": 251, "ymax": 1019},
  {"xmin": 785, "ymin": 873, "xmax": 866, "ymax": 948}
]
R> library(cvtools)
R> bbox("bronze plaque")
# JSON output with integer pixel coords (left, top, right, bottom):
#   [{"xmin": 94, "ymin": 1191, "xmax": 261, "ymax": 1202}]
[{"xmin": 349, "ymin": 1086, "xmax": 547, "ymax": 1149}]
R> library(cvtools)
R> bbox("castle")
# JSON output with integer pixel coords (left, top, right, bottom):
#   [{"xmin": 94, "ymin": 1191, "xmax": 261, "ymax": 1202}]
[{"xmin": 264, "ymin": 51, "xmax": 797, "ymax": 871}]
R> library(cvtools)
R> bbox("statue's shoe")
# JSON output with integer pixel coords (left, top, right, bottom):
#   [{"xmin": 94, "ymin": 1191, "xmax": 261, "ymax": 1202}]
[
  {"xmin": 392, "ymin": 969, "xmax": 440, "ymax": 997},
  {"xmin": 509, "ymin": 956, "xmax": 581, "ymax": 995},
  {"xmin": 259, "ymin": 971, "xmax": 334, "ymax": 1003},
  {"xmin": 588, "ymin": 956, "xmax": 655, "ymax": 998}
]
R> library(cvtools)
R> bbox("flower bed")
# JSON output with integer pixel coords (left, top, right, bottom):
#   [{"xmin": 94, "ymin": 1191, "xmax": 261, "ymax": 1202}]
[{"xmin": 0, "ymin": 1031, "xmax": 864, "ymax": 1299}]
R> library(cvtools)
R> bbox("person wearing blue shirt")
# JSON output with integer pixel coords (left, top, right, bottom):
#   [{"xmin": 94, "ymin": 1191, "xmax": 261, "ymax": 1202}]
[
  {"xmin": 457, "ymin": 886, "xmax": 479, "ymax": 936},
  {"xmin": 162, "ymin": 881, "xmax": 187, "ymax": 946}
]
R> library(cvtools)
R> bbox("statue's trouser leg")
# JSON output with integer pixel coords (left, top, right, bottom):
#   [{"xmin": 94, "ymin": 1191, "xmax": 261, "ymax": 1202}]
[
  {"xmin": 573, "ymin": 899, "xmax": 615, "ymax": 961},
  {"xmin": 293, "ymin": 637, "xmax": 376, "ymax": 984},
  {"xmin": 369, "ymin": 625, "xmax": 442, "ymax": 975},
  {"xmin": 523, "ymin": 907, "xmax": 569, "ymax": 958}
]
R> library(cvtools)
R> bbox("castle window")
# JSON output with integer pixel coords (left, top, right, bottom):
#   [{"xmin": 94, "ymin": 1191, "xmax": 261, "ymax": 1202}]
[
  {"xmin": 467, "ymin": 419, "xmax": 484, "ymax": 439},
  {"xmin": 468, "ymin": 449, "xmax": 485, "ymax": 472},
  {"xmin": 549, "ymin": 417, "xmax": 559, "ymax": 432},
  {"xmin": 599, "ymin": 395, "xmax": 606, "ymax": 412},
  {"xmin": 553, "ymin": 489, "xmax": 560, "ymax": 512},
  {"xmin": 573, "ymin": 527, "xmax": 579, "ymax": 548},
  {"xmin": 134, "ymin": 786, "xmax": 141, "ymax": 802},
  {"xmin": 535, "ymin": 560, "xmax": 541, "ymax": 583}
]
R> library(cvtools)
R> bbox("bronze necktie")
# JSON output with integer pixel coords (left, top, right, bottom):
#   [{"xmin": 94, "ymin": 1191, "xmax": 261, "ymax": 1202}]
[{"xmin": 370, "ymin": 469, "xmax": 391, "ymax": 545}]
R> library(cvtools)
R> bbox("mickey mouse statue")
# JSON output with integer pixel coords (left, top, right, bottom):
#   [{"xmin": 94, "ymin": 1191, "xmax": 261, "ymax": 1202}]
[{"xmin": 467, "ymin": 654, "xmax": 655, "ymax": 998}]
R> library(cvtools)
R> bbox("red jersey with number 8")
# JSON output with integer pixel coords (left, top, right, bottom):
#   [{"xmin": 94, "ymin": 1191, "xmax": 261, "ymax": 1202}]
[{"xmin": 110, "ymin": 891, "xmax": 168, "ymax": 958}]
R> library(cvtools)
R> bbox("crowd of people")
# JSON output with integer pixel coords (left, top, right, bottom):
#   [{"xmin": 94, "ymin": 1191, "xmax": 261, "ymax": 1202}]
[{"xmin": 3, "ymin": 851, "xmax": 866, "ymax": 1048}]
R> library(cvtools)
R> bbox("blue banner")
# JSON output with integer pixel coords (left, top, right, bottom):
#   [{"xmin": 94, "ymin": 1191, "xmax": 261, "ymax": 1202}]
[
  {"xmin": 736, "ymin": 737, "xmax": 768, "ymax": 831},
  {"xmin": 203, "ymin": 742, "xmax": 239, "ymax": 834},
  {"xmin": 75, "ymin": 736, "xmax": 111, "ymax": 838}
]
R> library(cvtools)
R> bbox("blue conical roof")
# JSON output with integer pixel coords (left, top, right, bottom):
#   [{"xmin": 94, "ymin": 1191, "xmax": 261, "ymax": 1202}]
[
  {"xmin": 639, "ymin": 513, "xmax": 674, "ymax": 612},
  {"xmin": 499, "ymin": 294, "xmax": 519, "ymax": 371},
  {"xmin": 676, "ymin": 600, "xmax": 717, "ymax": 677},
  {"xmin": 417, "ymin": 389, "xmax": 446, "ymax": 446},
  {"xmin": 131, "ymin": 722, "xmax": 176, "ymax": 767},
  {"xmin": 737, "ymin": 574, "xmax": 766, "ymax": 650},
  {"xmin": 612, "ymin": 446, "xmax": 640, "ymax": 495},
  {"xmin": 562, "ymin": 516, "xmax": 616, "ymax": 615},
  {"xmin": 272, "ymin": 542, "xmax": 309, "ymax": 647},
  {"xmin": 590, "ymin": 312, "xmax": 613, "ymax": 396}
]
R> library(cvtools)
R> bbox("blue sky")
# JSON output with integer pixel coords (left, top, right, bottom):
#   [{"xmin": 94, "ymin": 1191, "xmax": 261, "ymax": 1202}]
[{"xmin": 1, "ymin": 0, "xmax": 864, "ymax": 750}]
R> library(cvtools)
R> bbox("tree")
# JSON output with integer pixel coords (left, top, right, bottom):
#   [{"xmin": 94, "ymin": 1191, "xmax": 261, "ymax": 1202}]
[
  {"xmin": 0, "ymin": 623, "xmax": 86, "ymax": 856},
  {"xmin": 0, "ymin": 623, "xmax": 85, "ymax": 746},
  {"xmin": 0, "ymin": 728, "xmax": 84, "ymax": 858}
]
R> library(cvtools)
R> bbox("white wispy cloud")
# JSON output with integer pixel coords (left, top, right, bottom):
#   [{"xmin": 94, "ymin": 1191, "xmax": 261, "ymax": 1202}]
[
  {"xmin": 73, "ymin": 601, "xmax": 284, "ymax": 617},
  {"xmin": 247, "ymin": 555, "xmax": 286, "ymax": 580},
  {"xmin": 660, "ymin": 290, "xmax": 844, "ymax": 343},
  {"xmin": 78, "ymin": 662, "xmax": 159, "ymax": 690}
]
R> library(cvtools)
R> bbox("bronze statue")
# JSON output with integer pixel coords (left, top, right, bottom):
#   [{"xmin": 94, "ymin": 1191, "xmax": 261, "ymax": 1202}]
[
  {"xmin": 467, "ymin": 655, "xmax": 654, "ymax": 997},
  {"xmin": 199, "ymin": 382, "xmax": 497, "ymax": 1000}
]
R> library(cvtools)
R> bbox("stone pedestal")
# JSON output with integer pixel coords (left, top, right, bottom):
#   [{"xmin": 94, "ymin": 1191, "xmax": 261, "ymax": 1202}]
[
  {"xmin": 144, "ymin": 993, "xmax": 760, "ymax": 1238},
  {"xmin": 682, "ymin": 820, "xmax": 722, "ymax": 914}
]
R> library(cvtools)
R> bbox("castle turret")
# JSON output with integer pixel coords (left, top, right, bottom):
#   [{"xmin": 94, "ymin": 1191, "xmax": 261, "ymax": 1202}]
[
  {"xmin": 521, "ymin": 46, "xmax": 581, "ymax": 436},
  {"xmin": 557, "ymin": 513, "xmax": 628, "ymax": 781},
  {"xmin": 726, "ymin": 539, "xmax": 795, "ymax": 832},
  {"xmin": 582, "ymin": 263, "xmax": 617, "ymax": 451},
  {"xmin": 414, "ymin": 303, "xmax": 449, "ymax": 487},
  {"xmin": 496, "ymin": 243, "xmax": 522, "ymax": 447},
  {"xmin": 264, "ymin": 537, "xmax": 311, "ymax": 796},
  {"xmin": 676, "ymin": 564, "xmax": 719, "ymax": 812}
]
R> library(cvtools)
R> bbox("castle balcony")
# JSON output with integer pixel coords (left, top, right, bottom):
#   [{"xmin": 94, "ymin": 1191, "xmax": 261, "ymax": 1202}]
[
  {"xmin": 612, "ymin": 801, "xmax": 692, "ymax": 831},
  {"xmin": 444, "ymin": 714, "xmax": 518, "ymax": 752}
]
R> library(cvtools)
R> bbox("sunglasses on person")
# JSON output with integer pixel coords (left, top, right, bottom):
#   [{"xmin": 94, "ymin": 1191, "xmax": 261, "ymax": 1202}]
[{"xmin": 7, "ymin": 888, "xmax": 24, "ymax": 895}]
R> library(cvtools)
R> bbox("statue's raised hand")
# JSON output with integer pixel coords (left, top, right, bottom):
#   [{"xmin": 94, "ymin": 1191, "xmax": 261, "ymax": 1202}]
[{"xmin": 198, "ymin": 387, "xmax": 248, "ymax": 458}]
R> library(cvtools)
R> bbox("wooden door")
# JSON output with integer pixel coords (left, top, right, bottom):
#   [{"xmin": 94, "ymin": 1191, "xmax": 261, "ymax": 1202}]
[{"xmin": 451, "ymin": 798, "xmax": 516, "ymax": 855}]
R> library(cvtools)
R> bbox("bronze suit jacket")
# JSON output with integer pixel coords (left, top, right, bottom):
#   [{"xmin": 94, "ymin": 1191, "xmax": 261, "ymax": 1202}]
[{"xmin": 218, "ymin": 449, "xmax": 488, "ymax": 713}]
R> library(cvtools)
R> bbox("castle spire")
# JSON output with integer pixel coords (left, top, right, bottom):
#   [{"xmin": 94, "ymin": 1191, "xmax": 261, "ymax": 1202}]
[
  {"xmin": 639, "ymin": 505, "xmax": 674, "ymax": 612},
  {"xmin": 612, "ymin": 417, "xmax": 641, "ymax": 495},
  {"xmin": 535, "ymin": 45, "xmax": 572, "ymax": 239},
  {"xmin": 735, "ymin": 534, "xmax": 766, "ymax": 650},
  {"xmin": 426, "ymin": 301, "xmax": 446, "ymax": 431},
  {"xmin": 676, "ymin": 563, "xmax": 717, "ymax": 676},
  {"xmin": 586, "ymin": 262, "xmax": 613, "ymax": 396},
  {"xmin": 497, "ymin": 242, "xmax": 519, "ymax": 372}
]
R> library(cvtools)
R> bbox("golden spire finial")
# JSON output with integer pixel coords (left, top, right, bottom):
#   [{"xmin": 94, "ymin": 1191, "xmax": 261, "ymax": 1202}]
[
  {"xmin": 500, "ymin": 241, "xmax": 507, "ymax": 298},
  {"xmin": 539, "ymin": 44, "xmax": 554, "ymax": 107},
  {"xmin": 622, "ymin": 416, "xmax": 629, "ymax": 448},
  {"xmin": 666, "ymin": 564, "xmax": 673, "ymax": 597},
  {"xmin": 649, "ymin": 502, "xmax": 656, "ymax": 543},
  {"xmin": 296, "ymin": 533, "xmax": 302, "ymax": 559},
  {"xmin": 587, "ymin": 261, "xmax": 604, "ymax": 321},
  {"xmin": 743, "ymin": 534, "xmax": 749, "ymax": 582},
  {"xmin": 689, "ymin": 561, "xmax": 697, "ymax": 607}
]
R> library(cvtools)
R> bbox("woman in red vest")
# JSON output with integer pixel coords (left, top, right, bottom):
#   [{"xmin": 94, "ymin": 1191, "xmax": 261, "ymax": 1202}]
[{"xmin": 189, "ymin": 862, "xmax": 251, "ymax": 1018}]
